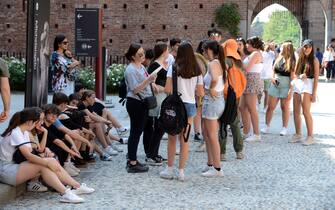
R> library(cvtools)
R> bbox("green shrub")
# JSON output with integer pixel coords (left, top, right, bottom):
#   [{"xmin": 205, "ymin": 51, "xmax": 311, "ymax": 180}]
[
  {"xmin": 6, "ymin": 57, "xmax": 26, "ymax": 91},
  {"xmin": 77, "ymin": 66, "xmax": 95, "ymax": 90},
  {"xmin": 215, "ymin": 3, "xmax": 241, "ymax": 36},
  {"xmin": 106, "ymin": 64, "xmax": 126, "ymax": 94}
]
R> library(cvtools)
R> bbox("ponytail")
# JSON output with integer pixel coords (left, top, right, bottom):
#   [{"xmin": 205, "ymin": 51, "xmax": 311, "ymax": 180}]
[
  {"xmin": 218, "ymin": 45, "xmax": 227, "ymax": 81},
  {"xmin": 2, "ymin": 111, "xmax": 21, "ymax": 137}
]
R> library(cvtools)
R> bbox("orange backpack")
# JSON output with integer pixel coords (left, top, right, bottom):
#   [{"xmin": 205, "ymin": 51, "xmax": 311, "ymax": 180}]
[{"xmin": 224, "ymin": 59, "xmax": 247, "ymax": 99}]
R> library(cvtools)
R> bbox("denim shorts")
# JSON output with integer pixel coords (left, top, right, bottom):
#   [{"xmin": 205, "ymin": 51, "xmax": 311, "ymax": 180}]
[
  {"xmin": 183, "ymin": 103, "xmax": 196, "ymax": 118},
  {"xmin": 268, "ymin": 75, "xmax": 291, "ymax": 98},
  {"xmin": 0, "ymin": 160, "xmax": 19, "ymax": 186},
  {"xmin": 202, "ymin": 94, "xmax": 225, "ymax": 120}
]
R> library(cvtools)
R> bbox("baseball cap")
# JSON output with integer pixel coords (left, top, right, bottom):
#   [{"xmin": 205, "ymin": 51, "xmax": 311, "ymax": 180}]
[{"xmin": 302, "ymin": 39, "xmax": 313, "ymax": 47}]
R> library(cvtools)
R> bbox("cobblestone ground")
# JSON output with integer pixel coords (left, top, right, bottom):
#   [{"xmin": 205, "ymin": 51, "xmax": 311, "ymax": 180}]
[{"xmin": 1, "ymin": 81, "xmax": 335, "ymax": 209}]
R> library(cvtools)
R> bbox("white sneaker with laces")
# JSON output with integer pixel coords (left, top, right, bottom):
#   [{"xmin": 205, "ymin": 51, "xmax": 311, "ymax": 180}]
[
  {"xmin": 280, "ymin": 127, "xmax": 288, "ymax": 136},
  {"xmin": 111, "ymin": 143, "xmax": 123, "ymax": 152},
  {"xmin": 201, "ymin": 165, "xmax": 212, "ymax": 173},
  {"xmin": 65, "ymin": 161, "xmax": 80, "ymax": 173},
  {"xmin": 245, "ymin": 134, "xmax": 261, "ymax": 142},
  {"xmin": 201, "ymin": 167, "xmax": 223, "ymax": 177},
  {"xmin": 60, "ymin": 189, "xmax": 84, "ymax": 203},
  {"xmin": 261, "ymin": 125, "xmax": 270, "ymax": 134},
  {"xmin": 177, "ymin": 172, "xmax": 187, "ymax": 182},
  {"xmin": 116, "ymin": 127, "xmax": 129, "ymax": 136},
  {"xmin": 160, "ymin": 167, "xmax": 174, "ymax": 180},
  {"xmin": 105, "ymin": 146, "xmax": 118, "ymax": 156},
  {"xmin": 27, "ymin": 180, "xmax": 48, "ymax": 192},
  {"xmin": 72, "ymin": 183, "xmax": 95, "ymax": 195},
  {"xmin": 64, "ymin": 163, "xmax": 79, "ymax": 177}
]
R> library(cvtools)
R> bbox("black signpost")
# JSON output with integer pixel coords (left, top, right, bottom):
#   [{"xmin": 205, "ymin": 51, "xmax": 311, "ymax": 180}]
[
  {"xmin": 75, "ymin": 8, "xmax": 103, "ymax": 99},
  {"xmin": 25, "ymin": 0, "xmax": 50, "ymax": 107}
]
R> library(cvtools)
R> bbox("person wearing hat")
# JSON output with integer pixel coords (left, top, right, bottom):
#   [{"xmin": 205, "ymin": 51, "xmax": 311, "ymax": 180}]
[
  {"xmin": 219, "ymin": 39, "xmax": 244, "ymax": 161},
  {"xmin": 0, "ymin": 58, "xmax": 10, "ymax": 123},
  {"xmin": 291, "ymin": 39, "xmax": 319, "ymax": 146}
]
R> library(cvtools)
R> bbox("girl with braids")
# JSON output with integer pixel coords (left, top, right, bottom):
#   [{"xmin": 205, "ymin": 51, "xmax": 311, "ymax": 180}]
[
  {"xmin": 0, "ymin": 107, "xmax": 94, "ymax": 203},
  {"xmin": 290, "ymin": 39, "xmax": 319, "ymax": 145}
]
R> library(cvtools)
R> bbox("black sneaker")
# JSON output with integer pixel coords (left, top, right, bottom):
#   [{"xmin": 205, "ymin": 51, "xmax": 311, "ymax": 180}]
[
  {"xmin": 126, "ymin": 161, "xmax": 149, "ymax": 173},
  {"xmin": 194, "ymin": 133, "xmax": 202, "ymax": 142},
  {"xmin": 156, "ymin": 155, "xmax": 167, "ymax": 163},
  {"xmin": 145, "ymin": 157, "xmax": 163, "ymax": 166}
]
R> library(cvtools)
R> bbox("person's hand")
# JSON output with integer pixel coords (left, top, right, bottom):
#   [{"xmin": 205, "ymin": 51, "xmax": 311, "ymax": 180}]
[
  {"xmin": 0, "ymin": 110, "xmax": 9, "ymax": 122},
  {"xmin": 148, "ymin": 74, "xmax": 157, "ymax": 83},
  {"xmin": 84, "ymin": 116, "xmax": 93, "ymax": 123},
  {"xmin": 311, "ymin": 93, "xmax": 317, "ymax": 103},
  {"xmin": 299, "ymin": 74, "xmax": 307, "ymax": 81},
  {"xmin": 46, "ymin": 158, "xmax": 61, "ymax": 172},
  {"xmin": 44, "ymin": 148, "xmax": 55, "ymax": 158},
  {"xmin": 151, "ymin": 83, "xmax": 159, "ymax": 94},
  {"xmin": 209, "ymin": 88, "xmax": 218, "ymax": 98},
  {"xmin": 36, "ymin": 126, "xmax": 47, "ymax": 133},
  {"xmin": 70, "ymin": 149, "xmax": 82, "ymax": 159}
]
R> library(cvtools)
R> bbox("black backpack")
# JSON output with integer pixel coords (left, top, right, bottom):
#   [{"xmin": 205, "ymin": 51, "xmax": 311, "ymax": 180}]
[
  {"xmin": 118, "ymin": 77, "xmax": 127, "ymax": 106},
  {"xmin": 219, "ymin": 77, "xmax": 238, "ymax": 138},
  {"xmin": 159, "ymin": 66, "xmax": 191, "ymax": 142}
]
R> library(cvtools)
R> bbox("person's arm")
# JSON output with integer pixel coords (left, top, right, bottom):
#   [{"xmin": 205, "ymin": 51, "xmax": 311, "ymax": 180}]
[
  {"xmin": 57, "ymin": 124, "xmax": 92, "ymax": 147},
  {"xmin": 83, "ymin": 108, "xmax": 110, "ymax": 124},
  {"xmin": 244, "ymin": 52, "xmax": 261, "ymax": 72},
  {"xmin": 53, "ymin": 138, "xmax": 81, "ymax": 159},
  {"xmin": 209, "ymin": 62, "xmax": 221, "ymax": 98},
  {"xmin": 37, "ymin": 128, "xmax": 48, "ymax": 153},
  {"xmin": 312, "ymin": 58, "xmax": 319, "ymax": 103},
  {"xmin": 164, "ymin": 77, "xmax": 172, "ymax": 94},
  {"xmin": 0, "ymin": 77, "xmax": 10, "ymax": 122},
  {"xmin": 132, "ymin": 75, "xmax": 156, "ymax": 95}
]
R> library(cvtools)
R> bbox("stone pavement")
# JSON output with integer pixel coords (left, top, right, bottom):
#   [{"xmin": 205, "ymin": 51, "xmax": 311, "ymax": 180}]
[{"xmin": 1, "ymin": 81, "xmax": 335, "ymax": 209}]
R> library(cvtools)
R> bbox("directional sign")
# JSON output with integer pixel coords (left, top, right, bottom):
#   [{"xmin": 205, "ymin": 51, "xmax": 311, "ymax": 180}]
[{"xmin": 75, "ymin": 8, "xmax": 99, "ymax": 56}]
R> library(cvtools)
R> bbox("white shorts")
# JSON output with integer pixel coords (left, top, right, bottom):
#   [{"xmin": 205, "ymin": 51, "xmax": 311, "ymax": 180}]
[{"xmin": 291, "ymin": 78, "xmax": 314, "ymax": 95}]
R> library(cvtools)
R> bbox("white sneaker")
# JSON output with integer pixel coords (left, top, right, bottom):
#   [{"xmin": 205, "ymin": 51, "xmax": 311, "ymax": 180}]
[
  {"xmin": 116, "ymin": 127, "xmax": 129, "ymax": 136},
  {"xmin": 195, "ymin": 143, "xmax": 206, "ymax": 152},
  {"xmin": 177, "ymin": 172, "xmax": 187, "ymax": 182},
  {"xmin": 245, "ymin": 135, "xmax": 261, "ymax": 142},
  {"xmin": 60, "ymin": 189, "xmax": 84, "ymax": 203},
  {"xmin": 201, "ymin": 167, "xmax": 223, "ymax": 177},
  {"xmin": 201, "ymin": 165, "xmax": 211, "ymax": 173},
  {"xmin": 280, "ymin": 127, "xmax": 288, "ymax": 136},
  {"xmin": 65, "ymin": 161, "xmax": 80, "ymax": 173},
  {"xmin": 111, "ymin": 143, "xmax": 123, "ymax": 152},
  {"xmin": 105, "ymin": 146, "xmax": 118, "ymax": 156},
  {"xmin": 261, "ymin": 126, "xmax": 270, "ymax": 134},
  {"xmin": 64, "ymin": 163, "xmax": 79, "ymax": 177},
  {"xmin": 160, "ymin": 167, "xmax": 174, "ymax": 180},
  {"xmin": 27, "ymin": 180, "xmax": 48, "ymax": 192},
  {"xmin": 72, "ymin": 183, "xmax": 95, "ymax": 195}
]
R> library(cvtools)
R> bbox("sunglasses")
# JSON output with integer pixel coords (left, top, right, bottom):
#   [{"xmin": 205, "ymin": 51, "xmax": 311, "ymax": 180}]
[
  {"xmin": 210, "ymin": 33, "xmax": 220, "ymax": 37},
  {"xmin": 62, "ymin": 41, "xmax": 69, "ymax": 45}
]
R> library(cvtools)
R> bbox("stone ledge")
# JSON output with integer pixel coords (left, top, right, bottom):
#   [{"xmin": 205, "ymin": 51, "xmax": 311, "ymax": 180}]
[{"xmin": 0, "ymin": 183, "xmax": 26, "ymax": 207}]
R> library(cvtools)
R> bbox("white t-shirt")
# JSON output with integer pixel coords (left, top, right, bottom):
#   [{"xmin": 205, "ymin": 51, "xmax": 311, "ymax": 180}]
[
  {"xmin": 261, "ymin": 51, "xmax": 275, "ymax": 79},
  {"xmin": 203, "ymin": 59, "xmax": 224, "ymax": 92},
  {"xmin": 166, "ymin": 54, "xmax": 175, "ymax": 69},
  {"xmin": 167, "ymin": 65, "xmax": 203, "ymax": 104},
  {"xmin": 0, "ymin": 127, "xmax": 31, "ymax": 162},
  {"xmin": 323, "ymin": 51, "xmax": 334, "ymax": 62}
]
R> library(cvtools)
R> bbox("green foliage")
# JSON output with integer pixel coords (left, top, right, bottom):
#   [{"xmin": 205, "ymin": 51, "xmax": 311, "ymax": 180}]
[
  {"xmin": 215, "ymin": 3, "xmax": 241, "ymax": 36},
  {"xmin": 77, "ymin": 66, "xmax": 95, "ymax": 90},
  {"xmin": 263, "ymin": 10, "xmax": 301, "ymax": 48},
  {"xmin": 106, "ymin": 64, "xmax": 126, "ymax": 94},
  {"xmin": 5, "ymin": 57, "xmax": 26, "ymax": 91}
]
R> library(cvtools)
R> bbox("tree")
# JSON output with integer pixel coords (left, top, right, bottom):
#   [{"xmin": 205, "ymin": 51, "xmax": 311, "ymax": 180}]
[
  {"xmin": 263, "ymin": 10, "xmax": 301, "ymax": 47},
  {"xmin": 215, "ymin": 3, "xmax": 241, "ymax": 36}
]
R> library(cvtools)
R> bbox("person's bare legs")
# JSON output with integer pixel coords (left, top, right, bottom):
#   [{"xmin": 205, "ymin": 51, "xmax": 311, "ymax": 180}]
[
  {"xmin": 245, "ymin": 94, "xmax": 260, "ymax": 135},
  {"xmin": 263, "ymin": 90, "xmax": 269, "ymax": 110},
  {"xmin": 202, "ymin": 120, "xmax": 213, "ymax": 165},
  {"xmin": 239, "ymin": 95, "xmax": 251, "ymax": 135},
  {"xmin": 16, "ymin": 162, "xmax": 66, "ymax": 194},
  {"xmin": 302, "ymin": 93, "xmax": 313, "ymax": 136},
  {"xmin": 280, "ymin": 97, "xmax": 291, "ymax": 128},
  {"xmin": 203, "ymin": 119, "xmax": 221, "ymax": 168},
  {"xmin": 178, "ymin": 118, "xmax": 193, "ymax": 170},
  {"xmin": 102, "ymin": 109, "xmax": 122, "ymax": 128},
  {"xmin": 193, "ymin": 105, "xmax": 202, "ymax": 135},
  {"xmin": 265, "ymin": 96, "xmax": 279, "ymax": 126},
  {"xmin": 167, "ymin": 135, "xmax": 177, "ymax": 167},
  {"xmin": 93, "ymin": 123, "xmax": 109, "ymax": 148},
  {"xmin": 293, "ymin": 93, "xmax": 302, "ymax": 135}
]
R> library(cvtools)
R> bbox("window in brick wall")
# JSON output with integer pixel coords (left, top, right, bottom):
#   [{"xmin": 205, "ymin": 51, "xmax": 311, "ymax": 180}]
[
  {"xmin": 211, "ymin": 23, "xmax": 215, "ymax": 27},
  {"xmin": 83, "ymin": 4, "xmax": 87, "ymax": 8},
  {"xmin": 174, "ymin": 4, "xmax": 178, "ymax": 9},
  {"xmin": 55, "ymin": 24, "xmax": 58, "ymax": 29},
  {"xmin": 144, "ymin": 4, "xmax": 149, "ymax": 9},
  {"xmin": 162, "ymin": 25, "xmax": 166, "ymax": 30},
  {"xmin": 184, "ymin": 25, "xmax": 188, "ymax": 30},
  {"xmin": 123, "ymin": 4, "xmax": 127, "ymax": 9},
  {"xmin": 8, "ymin": 39, "xmax": 11, "ymax": 43},
  {"xmin": 61, "ymin": 4, "xmax": 66, "ymax": 9},
  {"xmin": 22, "ymin": 0, "xmax": 26, "ymax": 12},
  {"xmin": 103, "ymin": 4, "xmax": 107, "ymax": 9},
  {"xmin": 139, "ymin": 40, "xmax": 143, "ymax": 44},
  {"xmin": 109, "ymin": 39, "xmax": 113, "ymax": 43},
  {"xmin": 199, "ymin": 4, "xmax": 203, "ymax": 9},
  {"xmin": 122, "ymin": 24, "xmax": 127, "ymax": 29},
  {"xmin": 102, "ymin": 24, "xmax": 106, "ymax": 29},
  {"xmin": 6, "ymin": 24, "xmax": 10, "ymax": 28},
  {"xmin": 141, "ymin": 24, "xmax": 145, "ymax": 29},
  {"xmin": 7, "ymin": 4, "xmax": 11, "ymax": 9}
]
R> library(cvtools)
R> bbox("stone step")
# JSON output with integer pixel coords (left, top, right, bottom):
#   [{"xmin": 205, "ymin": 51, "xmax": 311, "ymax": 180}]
[{"xmin": 0, "ymin": 183, "xmax": 26, "ymax": 207}]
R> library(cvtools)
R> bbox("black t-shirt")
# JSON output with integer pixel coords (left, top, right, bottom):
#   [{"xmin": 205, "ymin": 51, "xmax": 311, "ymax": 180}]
[
  {"xmin": 39, "ymin": 123, "xmax": 65, "ymax": 148},
  {"xmin": 147, "ymin": 61, "xmax": 167, "ymax": 87},
  {"xmin": 89, "ymin": 102, "xmax": 105, "ymax": 116},
  {"xmin": 60, "ymin": 118, "xmax": 82, "ymax": 130},
  {"xmin": 274, "ymin": 58, "xmax": 291, "ymax": 77}
]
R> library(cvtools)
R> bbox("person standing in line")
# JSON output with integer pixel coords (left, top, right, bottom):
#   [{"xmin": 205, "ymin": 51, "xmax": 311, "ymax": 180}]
[
  {"xmin": 239, "ymin": 36, "xmax": 264, "ymax": 141},
  {"xmin": 143, "ymin": 42, "xmax": 169, "ymax": 166},
  {"xmin": 322, "ymin": 45, "xmax": 335, "ymax": 82},
  {"xmin": 124, "ymin": 43, "xmax": 158, "ymax": 173},
  {"xmin": 0, "ymin": 58, "xmax": 10, "ymax": 123},
  {"xmin": 261, "ymin": 44, "xmax": 276, "ymax": 113},
  {"xmin": 290, "ymin": 39, "xmax": 319, "ymax": 145},
  {"xmin": 200, "ymin": 40, "xmax": 225, "ymax": 177},
  {"xmin": 160, "ymin": 42, "xmax": 204, "ymax": 181},
  {"xmin": 261, "ymin": 42, "xmax": 296, "ymax": 136}
]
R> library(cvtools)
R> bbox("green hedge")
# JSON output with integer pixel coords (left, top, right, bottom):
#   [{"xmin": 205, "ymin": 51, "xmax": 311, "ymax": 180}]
[{"xmin": 6, "ymin": 57, "xmax": 26, "ymax": 91}]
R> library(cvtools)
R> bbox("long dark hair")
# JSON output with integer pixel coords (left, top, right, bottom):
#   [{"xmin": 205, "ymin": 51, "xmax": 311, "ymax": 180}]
[
  {"xmin": 246, "ymin": 36, "xmax": 264, "ymax": 51},
  {"xmin": 203, "ymin": 40, "xmax": 227, "ymax": 81},
  {"xmin": 153, "ymin": 42, "xmax": 168, "ymax": 61},
  {"xmin": 2, "ymin": 107, "xmax": 42, "ymax": 137},
  {"xmin": 174, "ymin": 42, "xmax": 202, "ymax": 79},
  {"xmin": 236, "ymin": 37, "xmax": 250, "ymax": 56},
  {"xmin": 53, "ymin": 34, "xmax": 66, "ymax": 51},
  {"xmin": 296, "ymin": 45, "xmax": 315, "ymax": 77}
]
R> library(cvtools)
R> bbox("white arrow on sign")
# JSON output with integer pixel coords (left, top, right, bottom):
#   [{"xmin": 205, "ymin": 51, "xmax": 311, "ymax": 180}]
[{"xmin": 77, "ymin": 13, "xmax": 83, "ymax": 19}]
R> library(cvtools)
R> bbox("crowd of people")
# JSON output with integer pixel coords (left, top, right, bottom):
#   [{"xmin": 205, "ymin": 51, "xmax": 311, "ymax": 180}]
[{"xmin": 0, "ymin": 29, "xmax": 332, "ymax": 202}]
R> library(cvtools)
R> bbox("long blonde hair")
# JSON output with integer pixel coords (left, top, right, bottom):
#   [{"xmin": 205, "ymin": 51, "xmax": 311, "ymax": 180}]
[{"xmin": 277, "ymin": 42, "xmax": 296, "ymax": 72}]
